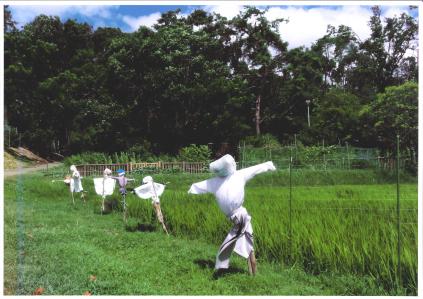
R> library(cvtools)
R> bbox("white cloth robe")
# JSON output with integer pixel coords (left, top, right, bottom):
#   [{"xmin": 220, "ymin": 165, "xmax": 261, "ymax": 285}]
[
  {"xmin": 93, "ymin": 177, "xmax": 116, "ymax": 197},
  {"xmin": 188, "ymin": 161, "xmax": 276, "ymax": 269},
  {"xmin": 134, "ymin": 181, "xmax": 165, "ymax": 204},
  {"xmin": 70, "ymin": 170, "xmax": 84, "ymax": 193}
]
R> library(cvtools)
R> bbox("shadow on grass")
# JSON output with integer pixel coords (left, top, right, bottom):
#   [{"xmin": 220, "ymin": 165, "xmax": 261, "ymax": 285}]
[
  {"xmin": 194, "ymin": 259, "xmax": 247, "ymax": 279},
  {"xmin": 194, "ymin": 259, "xmax": 215, "ymax": 269},
  {"xmin": 125, "ymin": 222, "xmax": 156, "ymax": 233}
]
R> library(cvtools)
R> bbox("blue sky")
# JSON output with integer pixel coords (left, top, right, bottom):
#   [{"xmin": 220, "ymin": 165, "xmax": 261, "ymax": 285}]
[{"xmin": 9, "ymin": 4, "xmax": 419, "ymax": 49}]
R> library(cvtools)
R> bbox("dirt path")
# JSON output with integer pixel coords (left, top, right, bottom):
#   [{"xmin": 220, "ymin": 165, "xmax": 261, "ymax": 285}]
[{"xmin": 4, "ymin": 162, "xmax": 62, "ymax": 178}]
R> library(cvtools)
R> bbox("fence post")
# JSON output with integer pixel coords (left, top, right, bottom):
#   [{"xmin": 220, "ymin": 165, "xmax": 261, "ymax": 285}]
[
  {"xmin": 289, "ymin": 154, "xmax": 292, "ymax": 264},
  {"xmin": 323, "ymin": 138, "xmax": 326, "ymax": 170},
  {"xmin": 346, "ymin": 142, "xmax": 350, "ymax": 169},
  {"xmin": 396, "ymin": 134, "xmax": 401, "ymax": 289},
  {"xmin": 243, "ymin": 141, "xmax": 246, "ymax": 169}
]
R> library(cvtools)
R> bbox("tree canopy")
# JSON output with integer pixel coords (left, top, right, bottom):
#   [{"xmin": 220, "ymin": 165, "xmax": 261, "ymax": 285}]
[{"xmin": 4, "ymin": 6, "xmax": 418, "ymax": 156}]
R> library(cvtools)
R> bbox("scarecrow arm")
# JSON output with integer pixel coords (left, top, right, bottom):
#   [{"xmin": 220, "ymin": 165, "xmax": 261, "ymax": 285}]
[
  {"xmin": 239, "ymin": 161, "xmax": 276, "ymax": 182},
  {"xmin": 188, "ymin": 177, "xmax": 221, "ymax": 195}
]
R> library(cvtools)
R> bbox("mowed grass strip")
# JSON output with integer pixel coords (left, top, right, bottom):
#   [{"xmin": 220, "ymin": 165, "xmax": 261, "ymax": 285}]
[{"xmin": 4, "ymin": 173, "xmax": 390, "ymax": 295}]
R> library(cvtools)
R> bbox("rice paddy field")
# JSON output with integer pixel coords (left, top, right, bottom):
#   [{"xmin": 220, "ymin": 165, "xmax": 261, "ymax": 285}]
[
  {"xmin": 124, "ymin": 169, "xmax": 418, "ymax": 295},
  {"xmin": 4, "ymin": 168, "xmax": 418, "ymax": 295}
]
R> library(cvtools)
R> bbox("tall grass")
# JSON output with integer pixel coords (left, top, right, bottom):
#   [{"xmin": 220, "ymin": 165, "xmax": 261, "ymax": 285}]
[{"xmin": 125, "ymin": 173, "xmax": 417, "ymax": 294}]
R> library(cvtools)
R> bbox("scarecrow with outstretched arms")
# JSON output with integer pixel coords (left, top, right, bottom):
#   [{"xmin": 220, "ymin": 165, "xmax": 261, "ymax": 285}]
[
  {"xmin": 111, "ymin": 169, "xmax": 135, "ymax": 222},
  {"xmin": 188, "ymin": 154, "xmax": 276, "ymax": 275},
  {"xmin": 133, "ymin": 175, "xmax": 169, "ymax": 235},
  {"xmin": 93, "ymin": 168, "xmax": 116, "ymax": 213}
]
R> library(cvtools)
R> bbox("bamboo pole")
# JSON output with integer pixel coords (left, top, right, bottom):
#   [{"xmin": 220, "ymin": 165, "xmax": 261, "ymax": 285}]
[
  {"xmin": 289, "ymin": 153, "xmax": 292, "ymax": 264},
  {"xmin": 396, "ymin": 134, "xmax": 401, "ymax": 288}
]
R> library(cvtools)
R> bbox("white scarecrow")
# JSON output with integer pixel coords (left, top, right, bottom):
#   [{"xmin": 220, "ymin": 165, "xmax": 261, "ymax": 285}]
[
  {"xmin": 188, "ymin": 154, "xmax": 276, "ymax": 275},
  {"xmin": 134, "ymin": 176, "xmax": 169, "ymax": 235},
  {"xmin": 93, "ymin": 168, "xmax": 116, "ymax": 212},
  {"xmin": 69, "ymin": 165, "xmax": 85, "ymax": 204}
]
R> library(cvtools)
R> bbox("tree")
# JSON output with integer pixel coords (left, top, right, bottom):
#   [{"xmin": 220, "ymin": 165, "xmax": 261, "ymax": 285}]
[
  {"xmin": 272, "ymin": 47, "xmax": 323, "ymax": 140},
  {"xmin": 363, "ymin": 81, "xmax": 417, "ymax": 154},
  {"xmin": 312, "ymin": 24, "xmax": 360, "ymax": 89},
  {"xmin": 229, "ymin": 6, "xmax": 288, "ymax": 136},
  {"xmin": 4, "ymin": 5, "xmax": 16, "ymax": 32},
  {"xmin": 309, "ymin": 88, "xmax": 361, "ymax": 145},
  {"xmin": 353, "ymin": 6, "xmax": 418, "ymax": 96}
]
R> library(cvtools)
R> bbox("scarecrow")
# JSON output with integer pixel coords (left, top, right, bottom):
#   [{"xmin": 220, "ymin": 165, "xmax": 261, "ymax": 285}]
[
  {"xmin": 188, "ymin": 154, "xmax": 276, "ymax": 275},
  {"xmin": 69, "ymin": 165, "xmax": 85, "ymax": 204},
  {"xmin": 93, "ymin": 168, "xmax": 116, "ymax": 213},
  {"xmin": 111, "ymin": 169, "xmax": 135, "ymax": 222},
  {"xmin": 133, "ymin": 176, "xmax": 169, "ymax": 235}
]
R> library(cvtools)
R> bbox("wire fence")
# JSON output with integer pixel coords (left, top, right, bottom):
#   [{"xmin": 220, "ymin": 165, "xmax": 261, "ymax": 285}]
[
  {"xmin": 238, "ymin": 143, "xmax": 417, "ymax": 172},
  {"xmin": 40, "ymin": 138, "xmax": 417, "ymax": 292},
  {"xmin": 277, "ymin": 136, "xmax": 417, "ymax": 293}
]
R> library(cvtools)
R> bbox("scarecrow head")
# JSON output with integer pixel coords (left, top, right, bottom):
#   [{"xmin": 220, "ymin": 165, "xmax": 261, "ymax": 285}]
[
  {"xmin": 209, "ymin": 154, "xmax": 236, "ymax": 177},
  {"xmin": 142, "ymin": 176, "xmax": 153, "ymax": 184}
]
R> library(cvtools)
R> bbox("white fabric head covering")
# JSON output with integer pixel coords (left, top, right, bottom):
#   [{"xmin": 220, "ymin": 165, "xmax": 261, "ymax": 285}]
[
  {"xmin": 209, "ymin": 154, "xmax": 236, "ymax": 177},
  {"xmin": 103, "ymin": 168, "xmax": 112, "ymax": 176},
  {"xmin": 70, "ymin": 165, "xmax": 77, "ymax": 172},
  {"xmin": 142, "ymin": 176, "xmax": 153, "ymax": 184}
]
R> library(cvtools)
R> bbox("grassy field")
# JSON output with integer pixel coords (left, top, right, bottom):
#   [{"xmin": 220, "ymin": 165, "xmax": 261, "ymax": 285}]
[{"xmin": 4, "ymin": 171, "xmax": 417, "ymax": 295}]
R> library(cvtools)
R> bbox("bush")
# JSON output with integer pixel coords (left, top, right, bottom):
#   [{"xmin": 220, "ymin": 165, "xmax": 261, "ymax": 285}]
[
  {"xmin": 241, "ymin": 133, "xmax": 281, "ymax": 148},
  {"xmin": 178, "ymin": 144, "xmax": 211, "ymax": 163}
]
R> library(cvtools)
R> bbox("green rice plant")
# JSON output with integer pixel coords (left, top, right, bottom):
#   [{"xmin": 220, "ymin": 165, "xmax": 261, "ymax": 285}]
[{"xmin": 125, "ymin": 174, "xmax": 417, "ymax": 294}]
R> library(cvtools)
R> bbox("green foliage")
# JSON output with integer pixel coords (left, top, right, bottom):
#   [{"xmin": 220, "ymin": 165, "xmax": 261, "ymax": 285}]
[
  {"xmin": 309, "ymin": 89, "xmax": 361, "ymax": 144},
  {"xmin": 178, "ymin": 144, "xmax": 211, "ymax": 163},
  {"xmin": 124, "ymin": 172, "xmax": 417, "ymax": 295},
  {"xmin": 241, "ymin": 134, "xmax": 281, "ymax": 148},
  {"xmin": 63, "ymin": 151, "xmax": 144, "ymax": 165},
  {"xmin": 4, "ymin": 6, "xmax": 418, "ymax": 156},
  {"xmin": 4, "ymin": 173, "xmax": 403, "ymax": 295},
  {"xmin": 240, "ymin": 144, "xmax": 386, "ymax": 170},
  {"xmin": 366, "ymin": 81, "xmax": 418, "ymax": 151}
]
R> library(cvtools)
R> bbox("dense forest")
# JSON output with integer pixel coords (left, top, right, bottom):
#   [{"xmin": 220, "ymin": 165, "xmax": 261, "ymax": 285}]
[{"xmin": 4, "ymin": 6, "xmax": 418, "ymax": 157}]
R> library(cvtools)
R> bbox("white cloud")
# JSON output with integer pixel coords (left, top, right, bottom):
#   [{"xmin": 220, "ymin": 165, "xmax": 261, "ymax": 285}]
[
  {"xmin": 9, "ymin": 5, "xmax": 417, "ymax": 48},
  {"xmin": 121, "ymin": 10, "xmax": 190, "ymax": 32},
  {"xmin": 122, "ymin": 12, "xmax": 162, "ymax": 31},
  {"xmin": 382, "ymin": 6, "xmax": 409, "ymax": 19},
  {"xmin": 203, "ymin": 5, "xmax": 416, "ymax": 49},
  {"xmin": 10, "ymin": 5, "xmax": 119, "ymax": 28},
  {"xmin": 203, "ymin": 4, "xmax": 243, "ymax": 20},
  {"xmin": 263, "ymin": 6, "xmax": 373, "ymax": 49}
]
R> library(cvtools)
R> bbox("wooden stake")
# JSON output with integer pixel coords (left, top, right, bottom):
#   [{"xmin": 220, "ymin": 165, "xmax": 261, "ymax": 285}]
[{"xmin": 247, "ymin": 251, "xmax": 257, "ymax": 275}]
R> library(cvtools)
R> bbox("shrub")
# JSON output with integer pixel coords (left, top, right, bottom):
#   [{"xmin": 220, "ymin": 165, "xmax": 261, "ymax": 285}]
[
  {"xmin": 178, "ymin": 144, "xmax": 211, "ymax": 163},
  {"xmin": 241, "ymin": 133, "xmax": 281, "ymax": 148}
]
